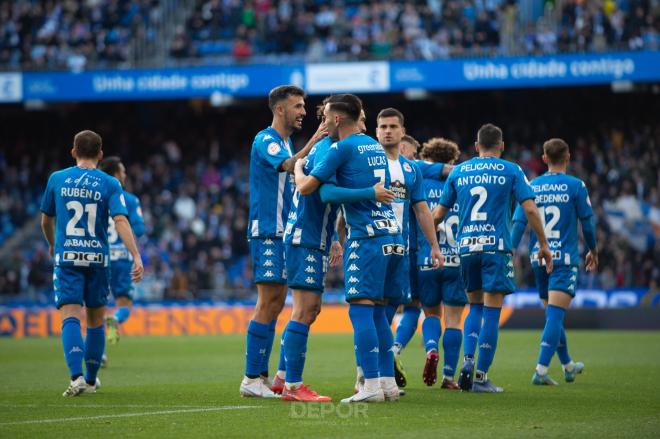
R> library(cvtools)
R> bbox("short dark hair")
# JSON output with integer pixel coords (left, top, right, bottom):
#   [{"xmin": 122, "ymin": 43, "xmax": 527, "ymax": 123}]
[
  {"xmin": 401, "ymin": 134, "xmax": 420, "ymax": 151},
  {"xmin": 377, "ymin": 107, "xmax": 404, "ymax": 126},
  {"xmin": 421, "ymin": 137, "xmax": 461, "ymax": 164},
  {"xmin": 98, "ymin": 156, "xmax": 122, "ymax": 177},
  {"xmin": 543, "ymin": 138, "xmax": 570, "ymax": 164},
  {"xmin": 326, "ymin": 94, "xmax": 362, "ymax": 122},
  {"xmin": 316, "ymin": 96, "xmax": 331, "ymax": 120},
  {"xmin": 73, "ymin": 130, "xmax": 102, "ymax": 159},
  {"xmin": 268, "ymin": 85, "xmax": 305, "ymax": 111},
  {"xmin": 476, "ymin": 123, "xmax": 503, "ymax": 150}
]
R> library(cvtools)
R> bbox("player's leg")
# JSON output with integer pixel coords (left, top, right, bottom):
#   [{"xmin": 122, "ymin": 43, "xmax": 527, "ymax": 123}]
[
  {"xmin": 55, "ymin": 267, "xmax": 87, "ymax": 397},
  {"xmin": 106, "ymin": 260, "xmax": 133, "ymax": 346},
  {"xmin": 82, "ymin": 267, "xmax": 111, "ymax": 393},
  {"xmin": 393, "ymin": 252, "xmax": 422, "ymax": 355},
  {"xmin": 421, "ymin": 305, "xmax": 442, "ymax": 386},
  {"xmin": 441, "ymin": 267, "xmax": 467, "ymax": 389},
  {"xmin": 457, "ymin": 254, "xmax": 483, "ymax": 391},
  {"xmin": 472, "ymin": 253, "xmax": 515, "ymax": 393},
  {"xmin": 241, "ymin": 239, "xmax": 286, "ymax": 398}
]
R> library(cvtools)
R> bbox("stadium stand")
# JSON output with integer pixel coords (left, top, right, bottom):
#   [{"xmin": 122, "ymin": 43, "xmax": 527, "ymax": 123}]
[{"xmin": 0, "ymin": 88, "xmax": 657, "ymax": 302}]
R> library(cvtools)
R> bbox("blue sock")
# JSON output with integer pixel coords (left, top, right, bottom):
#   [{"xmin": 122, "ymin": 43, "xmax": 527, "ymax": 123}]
[
  {"xmin": 61, "ymin": 317, "xmax": 84, "ymax": 379},
  {"xmin": 374, "ymin": 304, "xmax": 394, "ymax": 378},
  {"xmin": 421, "ymin": 316, "xmax": 441, "ymax": 353},
  {"xmin": 394, "ymin": 306, "xmax": 421, "ymax": 351},
  {"xmin": 538, "ymin": 305, "xmax": 565, "ymax": 368},
  {"xmin": 348, "ymin": 304, "xmax": 378, "ymax": 379},
  {"xmin": 476, "ymin": 306, "xmax": 501, "ymax": 374},
  {"xmin": 84, "ymin": 325, "xmax": 105, "ymax": 384},
  {"xmin": 463, "ymin": 303, "xmax": 483, "ymax": 359},
  {"xmin": 277, "ymin": 328, "xmax": 287, "ymax": 374},
  {"xmin": 353, "ymin": 331, "xmax": 361, "ymax": 368},
  {"xmin": 260, "ymin": 320, "xmax": 277, "ymax": 376},
  {"xmin": 556, "ymin": 327, "xmax": 572, "ymax": 365},
  {"xmin": 114, "ymin": 307, "xmax": 130, "ymax": 324},
  {"xmin": 385, "ymin": 303, "xmax": 397, "ymax": 325},
  {"xmin": 442, "ymin": 328, "xmax": 462, "ymax": 378},
  {"xmin": 245, "ymin": 320, "xmax": 269, "ymax": 378},
  {"xmin": 283, "ymin": 321, "xmax": 309, "ymax": 384}
]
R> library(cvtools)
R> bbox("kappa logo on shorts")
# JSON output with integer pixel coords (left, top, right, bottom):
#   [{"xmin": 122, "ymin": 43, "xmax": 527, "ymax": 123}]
[
  {"xmin": 347, "ymin": 264, "xmax": 360, "ymax": 272},
  {"xmin": 507, "ymin": 260, "xmax": 514, "ymax": 268},
  {"xmin": 264, "ymin": 239, "xmax": 274, "ymax": 245},
  {"xmin": 264, "ymin": 270, "xmax": 274, "ymax": 278},
  {"xmin": 305, "ymin": 255, "xmax": 317, "ymax": 263},
  {"xmin": 348, "ymin": 253, "xmax": 359, "ymax": 260},
  {"xmin": 507, "ymin": 270, "xmax": 515, "ymax": 279},
  {"xmin": 263, "ymin": 260, "xmax": 274, "ymax": 267},
  {"xmin": 305, "ymin": 266, "xmax": 316, "ymax": 273},
  {"xmin": 263, "ymin": 249, "xmax": 274, "ymax": 256},
  {"xmin": 570, "ymin": 275, "xmax": 577, "ymax": 282},
  {"xmin": 568, "ymin": 284, "xmax": 575, "ymax": 291},
  {"xmin": 347, "ymin": 287, "xmax": 359, "ymax": 295},
  {"xmin": 305, "ymin": 277, "xmax": 315, "ymax": 284},
  {"xmin": 348, "ymin": 276, "xmax": 359, "ymax": 283},
  {"xmin": 349, "ymin": 241, "xmax": 360, "ymax": 249}
]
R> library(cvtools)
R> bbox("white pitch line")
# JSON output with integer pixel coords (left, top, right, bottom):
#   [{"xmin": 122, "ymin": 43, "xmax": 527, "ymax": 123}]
[
  {"xmin": 0, "ymin": 405, "xmax": 257, "ymax": 426},
  {"xmin": 0, "ymin": 404, "xmax": 220, "ymax": 409}
]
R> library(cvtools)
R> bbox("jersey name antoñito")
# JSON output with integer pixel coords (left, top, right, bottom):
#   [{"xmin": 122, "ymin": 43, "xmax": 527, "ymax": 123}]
[
  {"xmin": 439, "ymin": 156, "xmax": 534, "ymax": 254},
  {"xmin": 513, "ymin": 172, "xmax": 593, "ymax": 266},
  {"xmin": 389, "ymin": 156, "xmax": 425, "ymax": 249},
  {"xmin": 311, "ymin": 133, "xmax": 400, "ymax": 239},
  {"xmin": 284, "ymin": 137, "xmax": 338, "ymax": 252},
  {"xmin": 248, "ymin": 126, "xmax": 294, "ymax": 239},
  {"xmin": 108, "ymin": 191, "xmax": 145, "ymax": 262},
  {"xmin": 40, "ymin": 166, "xmax": 127, "ymax": 267},
  {"xmin": 417, "ymin": 177, "xmax": 460, "ymax": 267}
]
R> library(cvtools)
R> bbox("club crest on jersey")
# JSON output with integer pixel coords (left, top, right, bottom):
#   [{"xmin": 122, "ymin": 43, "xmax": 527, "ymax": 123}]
[
  {"xmin": 267, "ymin": 142, "xmax": 281, "ymax": 155},
  {"xmin": 402, "ymin": 162, "xmax": 413, "ymax": 172},
  {"xmin": 305, "ymin": 255, "xmax": 317, "ymax": 263}
]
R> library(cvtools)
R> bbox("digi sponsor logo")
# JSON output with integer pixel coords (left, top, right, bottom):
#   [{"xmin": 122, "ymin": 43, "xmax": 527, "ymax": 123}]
[
  {"xmin": 460, "ymin": 236, "xmax": 495, "ymax": 247},
  {"xmin": 63, "ymin": 251, "xmax": 103, "ymax": 264},
  {"xmin": 382, "ymin": 244, "xmax": 405, "ymax": 256},
  {"xmin": 374, "ymin": 219, "xmax": 398, "ymax": 230}
]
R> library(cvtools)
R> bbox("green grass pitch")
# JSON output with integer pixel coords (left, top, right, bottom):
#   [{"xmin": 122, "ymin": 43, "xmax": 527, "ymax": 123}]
[{"xmin": 1, "ymin": 331, "xmax": 659, "ymax": 438}]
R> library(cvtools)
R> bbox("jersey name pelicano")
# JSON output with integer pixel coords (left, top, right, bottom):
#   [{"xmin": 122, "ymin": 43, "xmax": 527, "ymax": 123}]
[
  {"xmin": 248, "ymin": 126, "xmax": 294, "ymax": 239},
  {"xmin": 389, "ymin": 156, "xmax": 425, "ymax": 249},
  {"xmin": 417, "ymin": 176, "xmax": 460, "ymax": 266},
  {"xmin": 439, "ymin": 156, "xmax": 534, "ymax": 254},
  {"xmin": 513, "ymin": 172, "xmax": 593, "ymax": 266},
  {"xmin": 40, "ymin": 166, "xmax": 128, "ymax": 267},
  {"xmin": 284, "ymin": 137, "xmax": 338, "ymax": 252},
  {"xmin": 108, "ymin": 191, "xmax": 145, "ymax": 262},
  {"xmin": 311, "ymin": 133, "xmax": 400, "ymax": 239}
]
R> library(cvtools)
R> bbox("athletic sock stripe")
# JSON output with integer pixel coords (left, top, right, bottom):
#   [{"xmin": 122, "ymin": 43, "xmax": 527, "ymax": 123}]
[
  {"xmin": 247, "ymin": 331, "xmax": 268, "ymax": 339},
  {"xmin": 286, "ymin": 329, "xmax": 309, "ymax": 337}
]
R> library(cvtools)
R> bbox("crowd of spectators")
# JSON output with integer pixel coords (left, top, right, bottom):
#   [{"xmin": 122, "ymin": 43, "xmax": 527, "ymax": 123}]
[
  {"xmin": 172, "ymin": 0, "xmax": 659, "ymax": 62},
  {"xmin": 0, "ymin": 0, "xmax": 163, "ymax": 71},
  {"xmin": 0, "ymin": 89, "xmax": 658, "ymax": 303}
]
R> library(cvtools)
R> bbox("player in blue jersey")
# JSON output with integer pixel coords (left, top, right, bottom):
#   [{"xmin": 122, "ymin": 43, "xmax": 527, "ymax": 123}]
[
  {"xmin": 415, "ymin": 138, "xmax": 465, "ymax": 390},
  {"xmin": 40, "ymin": 130, "xmax": 143, "ymax": 397},
  {"xmin": 242, "ymin": 85, "xmax": 328, "ymax": 398},
  {"xmin": 297, "ymin": 94, "xmax": 442, "ymax": 403},
  {"xmin": 282, "ymin": 101, "xmax": 394, "ymax": 402},
  {"xmin": 97, "ymin": 157, "xmax": 145, "ymax": 367},
  {"xmin": 511, "ymin": 138, "xmax": 598, "ymax": 385},
  {"xmin": 433, "ymin": 123, "xmax": 553, "ymax": 392},
  {"xmin": 373, "ymin": 109, "xmax": 443, "ymax": 391}
]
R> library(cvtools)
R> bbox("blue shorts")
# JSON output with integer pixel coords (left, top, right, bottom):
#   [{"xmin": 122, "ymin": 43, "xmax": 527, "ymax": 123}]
[
  {"xmin": 250, "ymin": 238, "xmax": 287, "ymax": 284},
  {"xmin": 460, "ymin": 252, "xmax": 515, "ymax": 294},
  {"xmin": 110, "ymin": 259, "xmax": 133, "ymax": 299},
  {"xmin": 285, "ymin": 244, "xmax": 327, "ymax": 293},
  {"xmin": 387, "ymin": 247, "xmax": 411, "ymax": 306},
  {"xmin": 533, "ymin": 265, "xmax": 578, "ymax": 299},
  {"xmin": 417, "ymin": 266, "xmax": 468, "ymax": 307},
  {"xmin": 54, "ymin": 266, "xmax": 110, "ymax": 309},
  {"xmin": 344, "ymin": 234, "xmax": 405, "ymax": 303},
  {"xmin": 408, "ymin": 250, "xmax": 420, "ymax": 302}
]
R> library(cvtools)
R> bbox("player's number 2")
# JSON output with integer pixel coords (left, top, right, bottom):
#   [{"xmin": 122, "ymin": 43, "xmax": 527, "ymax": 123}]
[
  {"xmin": 65, "ymin": 201, "xmax": 98, "ymax": 237},
  {"xmin": 469, "ymin": 186, "xmax": 488, "ymax": 221}
]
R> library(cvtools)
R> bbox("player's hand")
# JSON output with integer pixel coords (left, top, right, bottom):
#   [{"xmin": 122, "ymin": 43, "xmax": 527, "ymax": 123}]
[
  {"xmin": 373, "ymin": 182, "xmax": 395, "ymax": 203},
  {"xmin": 585, "ymin": 250, "xmax": 599, "ymax": 272},
  {"xmin": 430, "ymin": 245, "xmax": 444, "ymax": 269},
  {"xmin": 538, "ymin": 243, "xmax": 554, "ymax": 274},
  {"xmin": 329, "ymin": 240, "xmax": 343, "ymax": 267},
  {"xmin": 131, "ymin": 257, "xmax": 144, "ymax": 283},
  {"xmin": 312, "ymin": 120, "xmax": 328, "ymax": 141}
]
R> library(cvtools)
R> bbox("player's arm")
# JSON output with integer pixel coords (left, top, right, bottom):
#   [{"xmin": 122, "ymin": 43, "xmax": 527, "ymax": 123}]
[
  {"xmin": 296, "ymin": 138, "xmax": 346, "ymax": 196},
  {"xmin": 520, "ymin": 199, "xmax": 553, "ymax": 273},
  {"xmin": 295, "ymin": 159, "xmax": 322, "ymax": 195},
  {"xmin": 329, "ymin": 212, "xmax": 345, "ymax": 267},
  {"xmin": 510, "ymin": 204, "xmax": 528, "ymax": 249},
  {"xmin": 129, "ymin": 197, "xmax": 146, "ymax": 238},
  {"xmin": 318, "ymin": 182, "xmax": 395, "ymax": 204},
  {"xmin": 432, "ymin": 172, "xmax": 456, "ymax": 225},
  {"xmin": 412, "ymin": 201, "xmax": 443, "ymax": 269},
  {"xmin": 113, "ymin": 215, "xmax": 144, "ymax": 282},
  {"xmin": 576, "ymin": 181, "xmax": 598, "ymax": 271},
  {"xmin": 441, "ymin": 164, "xmax": 454, "ymax": 178},
  {"xmin": 280, "ymin": 121, "xmax": 327, "ymax": 173},
  {"xmin": 40, "ymin": 214, "xmax": 55, "ymax": 258}
]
